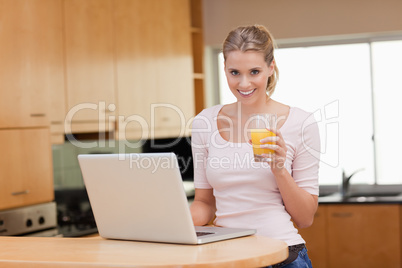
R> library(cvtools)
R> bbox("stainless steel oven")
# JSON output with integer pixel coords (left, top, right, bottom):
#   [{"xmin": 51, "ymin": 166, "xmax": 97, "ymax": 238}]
[{"xmin": 0, "ymin": 202, "xmax": 59, "ymax": 237}]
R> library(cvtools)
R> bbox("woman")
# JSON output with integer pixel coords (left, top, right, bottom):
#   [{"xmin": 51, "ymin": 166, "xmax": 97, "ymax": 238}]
[{"xmin": 190, "ymin": 25, "xmax": 320, "ymax": 267}]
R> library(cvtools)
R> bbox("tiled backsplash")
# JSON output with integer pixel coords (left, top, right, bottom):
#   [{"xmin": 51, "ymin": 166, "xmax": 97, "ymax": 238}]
[{"xmin": 52, "ymin": 140, "xmax": 142, "ymax": 189}]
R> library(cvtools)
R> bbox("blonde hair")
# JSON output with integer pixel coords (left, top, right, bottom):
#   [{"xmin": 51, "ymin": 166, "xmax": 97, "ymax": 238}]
[{"xmin": 222, "ymin": 25, "xmax": 279, "ymax": 97}]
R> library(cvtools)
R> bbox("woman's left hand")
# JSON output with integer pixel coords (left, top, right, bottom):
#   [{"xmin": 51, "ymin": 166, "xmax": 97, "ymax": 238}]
[{"xmin": 260, "ymin": 129, "xmax": 287, "ymax": 174}]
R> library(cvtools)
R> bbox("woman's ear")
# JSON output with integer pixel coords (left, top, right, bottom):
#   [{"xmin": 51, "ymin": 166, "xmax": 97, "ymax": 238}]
[{"xmin": 268, "ymin": 60, "xmax": 275, "ymax": 77}]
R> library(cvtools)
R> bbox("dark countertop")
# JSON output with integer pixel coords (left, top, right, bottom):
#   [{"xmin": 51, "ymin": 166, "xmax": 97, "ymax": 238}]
[
  {"xmin": 319, "ymin": 193, "xmax": 402, "ymax": 204},
  {"xmin": 318, "ymin": 184, "xmax": 402, "ymax": 204}
]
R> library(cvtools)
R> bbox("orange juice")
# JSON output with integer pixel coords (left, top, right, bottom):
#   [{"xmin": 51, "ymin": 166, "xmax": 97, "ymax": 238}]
[{"xmin": 250, "ymin": 129, "xmax": 276, "ymax": 158}]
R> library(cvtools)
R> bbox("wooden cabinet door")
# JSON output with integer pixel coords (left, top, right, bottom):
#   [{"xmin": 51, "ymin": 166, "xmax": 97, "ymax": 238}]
[
  {"xmin": 63, "ymin": 0, "xmax": 115, "ymax": 125},
  {"xmin": 0, "ymin": 0, "xmax": 64, "ymax": 128},
  {"xmin": 114, "ymin": 0, "xmax": 194, "ymax": 140},
  {"xmin": 327, "ymin": 204, "xmax": 400, "ymax": 268},
  {"xmin": 0, "ymin": 128, "xmax": 54, "ymax": 210},
  {"xmin": 298, "ymin": 205, "xmax": 328, "ymax": 268}
]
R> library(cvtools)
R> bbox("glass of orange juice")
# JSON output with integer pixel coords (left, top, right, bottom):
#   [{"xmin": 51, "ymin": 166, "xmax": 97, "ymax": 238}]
[{"xmin": 249, "ymin": 113, "xmax": 277, "ymax": 162}]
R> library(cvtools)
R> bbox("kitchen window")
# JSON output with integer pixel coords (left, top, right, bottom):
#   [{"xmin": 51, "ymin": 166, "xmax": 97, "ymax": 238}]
[{"xmin": 216, "ymin": 38, "xmax": 402, "ymax": 185}]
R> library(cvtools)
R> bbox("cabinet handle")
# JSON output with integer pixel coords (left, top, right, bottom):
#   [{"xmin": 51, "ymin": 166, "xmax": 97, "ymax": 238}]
[
  {"xmin": 331, "ymin": 212, "xmax": 353, "ymax": 218},
  {"xmin": 30, "ymin": 113, "xmax": 46, "ymax": 117},
  {"xmin": 12, "ymin": 190, "xmax": 30, "ymax": 196}
]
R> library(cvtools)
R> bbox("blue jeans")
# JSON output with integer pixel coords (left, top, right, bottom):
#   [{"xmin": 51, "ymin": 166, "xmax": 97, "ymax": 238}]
[{"xmin": 266, "ymin": 248, "xmax": 313, "ymax": 268}]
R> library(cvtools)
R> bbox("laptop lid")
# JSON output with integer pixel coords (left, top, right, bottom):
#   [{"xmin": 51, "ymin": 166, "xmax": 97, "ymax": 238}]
[{"xmin": 78, "ymin": 153, "xmax": 255, "ymax": 244}]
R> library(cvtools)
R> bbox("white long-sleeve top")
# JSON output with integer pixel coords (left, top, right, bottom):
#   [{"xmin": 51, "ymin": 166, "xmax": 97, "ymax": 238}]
[{"xmin": 191, "ymin": 104, "xmax": 320, "ymax": 246}]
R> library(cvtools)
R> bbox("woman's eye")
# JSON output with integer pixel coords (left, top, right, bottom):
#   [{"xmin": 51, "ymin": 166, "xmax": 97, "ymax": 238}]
[
  {"xmin": 230, "ymin": 71, "xmax": 239, "ymax": 76},
  {"xmin": 251, "ymin": 70, "xmax": 260, "ymax": 75}
]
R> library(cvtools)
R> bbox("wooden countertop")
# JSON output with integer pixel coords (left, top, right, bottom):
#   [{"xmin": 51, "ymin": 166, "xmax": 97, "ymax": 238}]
[{"xmin": 0, "ymin": 235, "xmax": 288, "ymax": 267}]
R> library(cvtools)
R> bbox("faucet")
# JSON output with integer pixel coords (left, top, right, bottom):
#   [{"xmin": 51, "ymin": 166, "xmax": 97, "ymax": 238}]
[{"xmin": 340, "ymin": 168, "xmax": 365, "ymax": 198}]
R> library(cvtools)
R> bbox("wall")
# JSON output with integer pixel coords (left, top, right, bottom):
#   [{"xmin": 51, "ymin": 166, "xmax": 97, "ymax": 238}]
[{"xmin": 203, "ymin": 0, "xmax": 402, "ymax": 46}]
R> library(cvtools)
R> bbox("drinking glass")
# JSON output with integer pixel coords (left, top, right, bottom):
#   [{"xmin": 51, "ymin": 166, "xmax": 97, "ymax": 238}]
[{"xmin": 249, "ymin": 114, "xmax": 277, "ymax": 162}]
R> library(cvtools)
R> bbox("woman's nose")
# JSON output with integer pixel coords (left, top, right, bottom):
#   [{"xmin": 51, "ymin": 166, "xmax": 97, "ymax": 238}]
[{"xmin": 239, "ymin": 75, "xmax": 251, "ymax": 88}]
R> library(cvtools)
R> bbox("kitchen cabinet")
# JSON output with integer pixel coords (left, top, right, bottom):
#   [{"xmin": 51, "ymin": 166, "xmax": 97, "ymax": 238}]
[
  {"xmin": 298, "ymin": 204, "xmax": 401, "ymax": 268},
  {"xmin": 63, "ymin": 0, "xmax": 115, "ymax": 133},
  {"xmin": 114, "ymin": 0, "xmax": 194, "ymax": 140},
  {"xmin": 190, "ymin": 0, "xmax": 206, "ymax": 115},
  {"xmin": 0, "ymin": 1, "xmax": 58, "ymax": 212},
  {"xmin": 3, "ymin": 0, "xmax": 196, "ymax": 139},
  {"xmin": 0, "ymin": 128, "xmax": 54, "ymax": 211},
  {"xmin": 0, "ymin": 0, "xmax": 64, "ymax": 129},
  {"xmin": 297, "ymin": 206, "xmax": 328, "ymax": 268},
  {"xmin": 327, "ymin": 204, "xmax": 400, "ymax": 267}
]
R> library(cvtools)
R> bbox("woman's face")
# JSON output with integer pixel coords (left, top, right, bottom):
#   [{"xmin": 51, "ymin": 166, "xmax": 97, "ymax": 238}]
[{"xmin": 224, "ymin": 50, "xmax": 274, "ymax": 104}]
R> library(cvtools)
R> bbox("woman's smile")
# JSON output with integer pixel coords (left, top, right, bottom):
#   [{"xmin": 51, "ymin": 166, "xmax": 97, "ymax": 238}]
[{"xmin": 237, "ymin": 88, "xmax": 256, "ymax": 97}]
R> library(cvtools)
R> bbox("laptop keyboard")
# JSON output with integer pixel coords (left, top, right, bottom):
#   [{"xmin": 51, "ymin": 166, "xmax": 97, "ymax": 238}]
[{"xmin": 196, "ymin": 231, "xmax": 215, "ymax": 237}]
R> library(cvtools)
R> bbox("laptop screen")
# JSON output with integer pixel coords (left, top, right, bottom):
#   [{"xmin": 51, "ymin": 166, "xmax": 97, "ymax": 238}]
[{"xmin": 141, "ymin": 137, "xmax": 193, "ymax": 181}]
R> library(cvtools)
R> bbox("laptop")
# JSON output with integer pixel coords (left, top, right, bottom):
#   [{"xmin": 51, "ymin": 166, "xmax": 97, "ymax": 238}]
[{"xmin": 78, "ymin": 153, "xmax": 256, "ymax": 244}]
